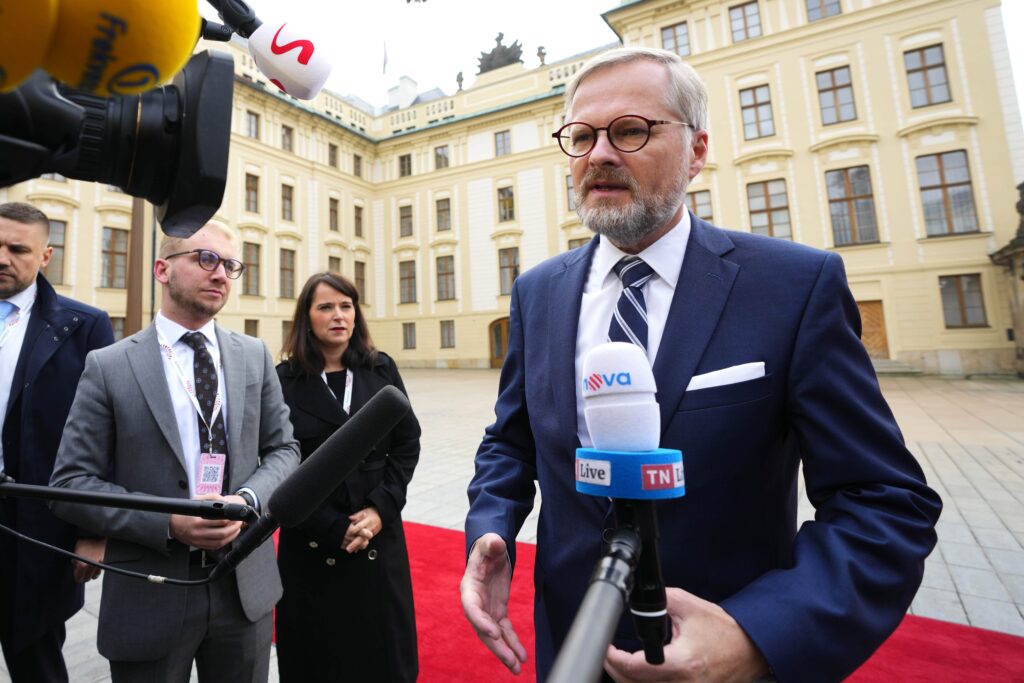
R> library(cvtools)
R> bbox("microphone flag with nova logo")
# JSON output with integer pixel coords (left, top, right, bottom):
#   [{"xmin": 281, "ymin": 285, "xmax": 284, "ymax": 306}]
[
  {"xmin": 576, "ymin": 342, "xmax": 684, "ymax": 499},
  {"xmin": 575, "ymin": 341, "xmax": 683, "ymax": 665}
]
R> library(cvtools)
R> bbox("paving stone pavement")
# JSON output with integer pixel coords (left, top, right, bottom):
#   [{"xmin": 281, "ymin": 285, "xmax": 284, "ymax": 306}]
[{"xmin": 3, "ymin": 371, "xmax": 1022, "ymax": 681}]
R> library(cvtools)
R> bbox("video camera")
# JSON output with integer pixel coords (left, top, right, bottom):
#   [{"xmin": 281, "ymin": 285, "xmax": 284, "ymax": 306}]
[{"xmin": 0, "ymin": 0, "xmax": 330, "ymax": 237}]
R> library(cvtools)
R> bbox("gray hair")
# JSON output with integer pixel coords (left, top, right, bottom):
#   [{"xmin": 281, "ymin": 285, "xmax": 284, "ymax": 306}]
[
  {"xmin": 564, "ymin": 47, "xmax": 708, "ymax": 133},
  {"xmin": 0, "ymin": 202, "xmax": 50, "ymax": 235}
]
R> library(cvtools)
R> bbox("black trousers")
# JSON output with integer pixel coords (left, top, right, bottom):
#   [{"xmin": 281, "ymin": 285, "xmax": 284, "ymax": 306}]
[{"xmin": 0, "ymin": 624, "xmax": 68, "ymax": 683}]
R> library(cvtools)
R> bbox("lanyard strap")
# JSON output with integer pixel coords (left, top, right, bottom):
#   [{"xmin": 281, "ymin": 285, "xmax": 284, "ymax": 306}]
[
  {"xmin": 159, "ymin": 334, "xmax": 223, "ymax": 448},
  {"xmin": 321, "ymin": 368, "xmax": 354, "ymax": 414}
]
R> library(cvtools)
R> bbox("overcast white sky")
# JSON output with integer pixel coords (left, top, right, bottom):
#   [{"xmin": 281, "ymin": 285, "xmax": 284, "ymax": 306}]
[{"xmin": 203, "ymin": 0, "xmax": 1024, "ymax": 121}]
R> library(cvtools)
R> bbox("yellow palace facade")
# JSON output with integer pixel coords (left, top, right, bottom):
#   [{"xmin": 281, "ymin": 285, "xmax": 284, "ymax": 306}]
[{"xmin": 2, "ymin": 0, "xmax": 1021, "ymax": 375}]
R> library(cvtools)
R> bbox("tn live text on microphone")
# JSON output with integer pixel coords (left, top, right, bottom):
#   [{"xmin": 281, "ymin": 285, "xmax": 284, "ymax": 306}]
[{"xmin": 0, "ymin": 0, "xmax": 332, "ymax": 238}]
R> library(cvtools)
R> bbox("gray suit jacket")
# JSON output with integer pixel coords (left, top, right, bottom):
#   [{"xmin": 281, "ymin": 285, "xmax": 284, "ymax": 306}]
[{"xmin": 49, "ymin": 323, "xmax": 299, "ymax": 661}]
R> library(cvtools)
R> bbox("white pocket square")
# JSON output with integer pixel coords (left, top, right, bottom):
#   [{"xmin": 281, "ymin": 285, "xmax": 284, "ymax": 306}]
[{"xmin": 686, "ymin": 362, "xmax": 765, "ymax": 391}]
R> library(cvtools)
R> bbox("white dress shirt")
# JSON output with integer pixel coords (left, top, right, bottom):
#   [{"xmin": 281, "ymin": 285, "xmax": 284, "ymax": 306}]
[
  {"xmin": 154, "ymin": 312, "xmax": 229, "ymax": 498},
  {"xmin": 0, "ymin": 281, "xmax": 37, "ymax": 472},
  {"xmin": 574, "ymin": 213, "xmax": 690, "ymax": 446}
]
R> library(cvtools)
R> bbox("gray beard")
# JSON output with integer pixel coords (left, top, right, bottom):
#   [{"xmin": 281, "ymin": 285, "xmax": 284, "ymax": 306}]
[{"xmin": 575, "ymin": 170, "xmax": 689, "ymax": 248}]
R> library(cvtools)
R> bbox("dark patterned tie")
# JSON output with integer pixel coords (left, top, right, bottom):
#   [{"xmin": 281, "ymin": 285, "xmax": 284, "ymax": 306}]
[
  {"xmin": 181, "ymin": 332, "xmax": 229, "ymax": 491},
  {"xmin": 608, "ymin": 256, "xmax": 656, "ymax": 350}
]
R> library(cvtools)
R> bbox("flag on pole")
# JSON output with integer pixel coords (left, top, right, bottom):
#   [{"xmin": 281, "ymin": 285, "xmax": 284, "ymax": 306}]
[{"xmin": 383, "ymin": 41, "xmax": 388, "ymax": 75}]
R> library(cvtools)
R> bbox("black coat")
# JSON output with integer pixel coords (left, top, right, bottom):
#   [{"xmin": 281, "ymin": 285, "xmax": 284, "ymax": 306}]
[
  {"xmin": 274, "ymin": 353, "xmax": 421, "ymax": 683},
  {"xmin": 0, "ymin": 275, "xmax": 113, "ymax": 653}
]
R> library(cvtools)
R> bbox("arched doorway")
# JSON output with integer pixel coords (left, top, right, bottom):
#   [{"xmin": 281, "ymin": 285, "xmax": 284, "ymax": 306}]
[{"xmin": 488, "ymin": 317, "xmax": 510, "ymax": 369}]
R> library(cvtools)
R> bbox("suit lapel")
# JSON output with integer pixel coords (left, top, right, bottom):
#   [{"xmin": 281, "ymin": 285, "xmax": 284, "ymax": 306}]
[
  {"xmin": 295, "ymin": 370, "xmax": 347, "ymax": 425},
  {"xmin": 217, "ymin": 326, "xmax": 247, "ymax": 464},
  {"xmin": 5, "ymin": 278, "xmax": 80, "ymax": 423},
  {"xmin": 652, "ymin": 217, "xmax": 739, "ymax": 429},
  {"xmin": 127, "ymin": 325, "xmax": 188, "ymax": 472},
  {"xmin": 549, "ymin": 243, "xmax": 594, "ymax": 453}
]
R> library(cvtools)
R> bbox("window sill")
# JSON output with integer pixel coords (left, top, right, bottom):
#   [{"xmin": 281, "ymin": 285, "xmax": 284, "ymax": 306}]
[
  {"xmin": 829, "ymin": 240, "xmax": 889, "ymax": 251},
  {"xmin": 918, "ymin": 230, "xmax": 989, "ymax": 243}
]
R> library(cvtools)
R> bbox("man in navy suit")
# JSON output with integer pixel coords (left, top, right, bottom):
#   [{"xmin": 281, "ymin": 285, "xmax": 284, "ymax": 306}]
[
  {"xmin": 461, "ymin": 48, "xmax": 942, "ymax": 683},
  {"xmin": 0, "ymin": 201, "xmax": 114, "ymax": 681}
]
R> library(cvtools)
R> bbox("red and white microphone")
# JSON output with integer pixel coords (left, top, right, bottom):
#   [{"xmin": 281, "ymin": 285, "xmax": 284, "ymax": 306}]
[{"xmin": 247, "ymin": 21, "xmax": 330, "ymax": 100}]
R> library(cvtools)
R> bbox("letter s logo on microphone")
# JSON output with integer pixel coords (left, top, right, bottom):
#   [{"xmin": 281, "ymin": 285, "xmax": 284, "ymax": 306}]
[{"xmin": 270, "ymin": 24, "xmax": 314, "ymax": 65}]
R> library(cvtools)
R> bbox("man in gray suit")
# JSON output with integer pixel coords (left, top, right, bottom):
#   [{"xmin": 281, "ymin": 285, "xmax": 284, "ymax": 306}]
[{"xmin": 50, "ymin": 221, "xmax": 299, "ymax": 682}]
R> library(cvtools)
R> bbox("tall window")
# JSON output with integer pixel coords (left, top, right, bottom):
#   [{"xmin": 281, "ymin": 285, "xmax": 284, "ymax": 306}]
[
  {"xmin": 495, "ymin": 130, "xmax": 511, "ymax": 157},
  {"xmin": 101, "ymin": 227, "xmax": 128, "ymax": 288},
  {"xmin": 747, "ymin": 180, "xmax": 791, "ymax": 239},
  {"xmin": 806, "ymin": 0, "xmax": 841, "ymax": 21},
  {"xmin": 281, "ymin": 184, "xmax": 293, "ymax": 221},
  {"xmin": 43, "ymin": 219, "xmax": 66, "ymax": 285},
  {"xmin": 399, "ymin": 260, "xmax": 417, "ymax": 303},
  {"xmin": 245, "ymin": 174, "xmax": 259, "ymax": 213},
  {"xmin": 498, "ymin": 187, "xmax": 515, "ymax": 222},
  {"xmin": 398, "ymin": 154, "xmax": 412, "ymax": 177},
  {"xmin": 661, "ymin": 22, "xmax": 690, "ymax": 57},
  {"xmin": 916, "ymin": 150, "xmax": 978, "ymax": 236},
  {"xmin": 353, "ymin": 153, "xmax": 362, "ymax": 177},
  {"xmin": 816, "ymin": 66, "xmax": 856, "ymax": 125},
  {"xmin": 904, "ymin": 45, "xmax": 951, "ymax": 108},
  {"xmin": 282, "ymin": 320, "xmax": 293, "ymax": 343},
  {"xmin": 730, "ymin": 2, "xmax": 762, "ymax": 42},
  {"xmin": 244, "ymin": 319, "xmax": 259, "ymax": 337},
  {"xmin": 281, "ymin": 125, "xmax": 293, "ymax": 152},
  {"xmin": 939, "ymin": 275, "xmax": 987, "ymax": 328},
  {"xmin": 243, "ymin": 242, "xmax": 261, "ymax": 296},
  {"xmin": 568, "ymin": 238, "xmax": 590, "ymax": 250},
  {"xmin": 402, "ymin": 322, "xmax": 416, "ymax": 349},
  {"xmin": 436, "ymin": 198, "xmax": 452, "ymax": 231},
  {"xmin": 40, "ymin": 173, "xmax": 66, "ymax": 182},
  {"xmin": 399, "ymin": 205, "xmax": 413, "ymax": 237},
  {"xmin": 329, "ymin": 197, "xmax": 339, "ymax": 231},
  {"xmin": 110, "ymin": 317, "xmax": 125, "ymax": 341},
  {"xmin": 566, "ymin": 175, "xmax": 576, "ymax": 211},
  {"xmin": 328, "ymin": 143, "xmax": 338, "ymax": 168},
  {"xmin": 440, "ymin": 320, "xmax": 456, "ymax": 349},
  {"xmin": 687, "ymin": 190, "xmax": 714, "ymax": 222},
  {"xmin": 246, "ymin": 111, "xmax": 259, "ymax": 138},
  {"xmin": 280, "ymin": 248, "xmax": 295, "ymax": 298},
  {"xmin": 354, "ymin": 205, "xmax": 364, "ymax": 238},
  {"xmin": 740, "ymin": 85, "xmax": 774, "ymax": 139},
  {"xmin": 826, "ymin": 166, "xmax": 878, "ymax": 246},
  {"xmin": 436, "ymin": 256, "xmax": 455, "ymax": 301},
  {"xmin": 354, "ymin": 261, "xmax": 366, "ymax": 297},
  {"xmin": 499, "ymin": 247, "xmax": 519, "ymax": 295},
  {"xmin": 328, "ymin": 256, "xmax": 341, "ymax": 273},
  {"xmin": 435, "ymin": 145, "xmax": 450, "ymax": 169}
]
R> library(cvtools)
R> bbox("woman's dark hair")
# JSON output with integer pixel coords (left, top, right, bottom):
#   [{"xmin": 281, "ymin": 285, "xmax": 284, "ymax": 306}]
[{"xmin": 281, "ymin": 272, "xmax": 377, "ymax": 375}]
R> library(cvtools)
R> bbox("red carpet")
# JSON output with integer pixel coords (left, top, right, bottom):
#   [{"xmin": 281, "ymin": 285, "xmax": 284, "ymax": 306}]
[{"xmin": 403, "ymin": 522, "xmax": 1024, "ymax": 682}]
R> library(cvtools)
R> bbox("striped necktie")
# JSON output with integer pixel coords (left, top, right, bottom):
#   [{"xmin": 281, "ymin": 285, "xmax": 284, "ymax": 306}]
[{"xmin": 608, "ymin": 256, "xmax": 656, "ymax": 350}]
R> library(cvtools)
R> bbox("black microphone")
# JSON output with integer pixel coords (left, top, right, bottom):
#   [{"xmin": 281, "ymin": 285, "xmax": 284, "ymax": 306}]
[{"xmin": 207, "ymin": 385, "xmax": 411, "ymax": 580}]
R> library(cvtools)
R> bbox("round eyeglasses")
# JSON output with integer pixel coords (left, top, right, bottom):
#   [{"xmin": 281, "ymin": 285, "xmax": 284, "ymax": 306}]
[
  {"xmin": 164, "ymin": 248, "xmax": 245, "ymax": 279},
  {"xmin": 552, "ymin": 114, "xmax": 694, "ymax": 158}
]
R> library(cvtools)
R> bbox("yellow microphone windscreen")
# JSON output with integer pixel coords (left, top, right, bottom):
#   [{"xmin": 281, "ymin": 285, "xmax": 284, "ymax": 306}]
[
  {"xmin": 0, "ymin": 0, "xmax": 60, "ymax": 93},
  {"xmin": 44, "ymin": 0, "xmax": 201, "ymax": 95}
]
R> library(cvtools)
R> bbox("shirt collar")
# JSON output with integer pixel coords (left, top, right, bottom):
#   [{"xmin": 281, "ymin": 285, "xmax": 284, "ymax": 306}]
[
  {"xmin": 155, "ymin": 311, "xmax": 219, "ymax": 351},
  {"xmin": 592, "ymin": 209, "xmax": 690, "ymax": 289},
  {"xmin": 2, "ymin": 280, "xmax": 38, "ymax": 313}
]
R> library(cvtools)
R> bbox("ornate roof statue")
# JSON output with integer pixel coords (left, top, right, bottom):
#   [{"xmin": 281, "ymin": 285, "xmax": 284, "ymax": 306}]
[{"xmin": 478, "ymin": 33, "xmax": 523, "ymax": 74}]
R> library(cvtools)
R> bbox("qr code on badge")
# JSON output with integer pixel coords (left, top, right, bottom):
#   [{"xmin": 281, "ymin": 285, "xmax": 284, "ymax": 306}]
[{"xmin": 201, "ymin": 465, "xmax": 220, "ymax": 484}]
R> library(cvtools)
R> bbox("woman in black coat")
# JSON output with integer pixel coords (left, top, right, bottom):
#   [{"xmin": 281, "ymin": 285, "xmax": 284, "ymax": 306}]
[{"xmin": 275, "ymin": 272, "xmax": 420, "ymax": 682}]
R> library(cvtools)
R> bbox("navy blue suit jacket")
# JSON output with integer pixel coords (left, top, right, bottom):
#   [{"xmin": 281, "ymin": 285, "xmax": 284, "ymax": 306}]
[
  {"xmin": 466, "ymin": 215, "xmax": 941, "ymax": 682},
  {"xmin": 0, "ymin": 275, "xmax": 113, "ymax": 652}
]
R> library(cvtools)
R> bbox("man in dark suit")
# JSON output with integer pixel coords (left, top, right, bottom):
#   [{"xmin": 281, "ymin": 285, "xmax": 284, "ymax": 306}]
[
  {"xmin": 50, "ymin": 220, "xmax": 299, "ymax": 682},
  {"xmin": 461, "ymin": 48, "xmax": 942, "ymax": 682},
  {"xmin": 0, "ymin": 201, "xmax": 114, "ymax": 681}
]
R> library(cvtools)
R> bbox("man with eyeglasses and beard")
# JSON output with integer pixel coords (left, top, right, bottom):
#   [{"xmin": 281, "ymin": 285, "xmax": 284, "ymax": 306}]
[
  {"xmin": 462, "ymin": 47, "xmax": 941, "ymax": 683},
  {"xmin": 50, "ymin": 221, "xmax": 298, "ymax": 682}
]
